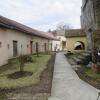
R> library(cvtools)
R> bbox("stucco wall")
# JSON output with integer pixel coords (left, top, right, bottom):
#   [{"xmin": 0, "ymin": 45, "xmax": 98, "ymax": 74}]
[
  {"xmin": 0, "ymin": 28, "xmax": 51, "ymax": 66},
  {"xmin": 0, "ymin": 28, "xmax": 8, "ymax": 66},
  {"xmin": 0, "ymin": 28, "xmax": 32, "ymax": 66},
  {"xmin": 6, "ymin": 29, "xmax": 31, "ymax": 57},
  {"xmin": 66, "ymin": 36, "xmax": 87, "ymax": 52},
  {"xmin": 32, "ymin": 36, "xmax": 50, "ymax": 53}
]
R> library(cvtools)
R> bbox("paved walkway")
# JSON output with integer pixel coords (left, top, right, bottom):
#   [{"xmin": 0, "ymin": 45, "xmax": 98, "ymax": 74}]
[{"xmin": 49, "ymin": 52, "xmax": 100, "ymax": 100}]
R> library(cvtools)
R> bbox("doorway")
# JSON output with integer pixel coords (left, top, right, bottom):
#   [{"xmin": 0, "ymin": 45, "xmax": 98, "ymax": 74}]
[
  {"xmin": 13, "ymin": 40, "xmax": 18, "ymax": 57},
  {"xmin": 30, "ymin": 41, "xmax": 33, "ymax": 54},
  {"xmin": 44, "ymin": 43, "xmax": 47, "ymax": 52},
  {"xmin": 62, "ymin": 41, "xmax": 66, "ymax": 50}
]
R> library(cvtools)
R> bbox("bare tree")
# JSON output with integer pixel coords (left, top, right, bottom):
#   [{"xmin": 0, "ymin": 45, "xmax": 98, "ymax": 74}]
[
  {"xmin": 48, "ymin": 29, "xmax": 52, "ymax": 32},
  {"xmin": 57, "ymin": 22, "xmax": 72, "ymax": 31}
]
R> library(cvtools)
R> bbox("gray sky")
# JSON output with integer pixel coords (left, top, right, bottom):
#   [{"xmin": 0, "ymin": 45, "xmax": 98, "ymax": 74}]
[{"xmin": 0, "ymin": 0, "xmax": 82, "ymax": 31}]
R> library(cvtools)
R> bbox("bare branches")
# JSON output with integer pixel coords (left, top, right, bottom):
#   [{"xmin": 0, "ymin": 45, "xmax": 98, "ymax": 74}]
[{"xmin": 56, "ymin": 22, "xmax": 72, "ymax": 31}]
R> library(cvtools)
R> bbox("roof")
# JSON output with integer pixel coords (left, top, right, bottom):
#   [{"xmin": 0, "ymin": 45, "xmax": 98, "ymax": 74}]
[
  {"xmin": 0, "ymin": 16, "xmax": 57, "ymax": 40},
  {"xmin": 52, "ymin": 30, "xmax": 65, "ymax": 36},
  {"xmin": 65, "ymin": 29, "xmax": 86, "ymax": 37},
  {"xmin": 56, "ymin": 30, "xmax": 65, "ymax": 36}
]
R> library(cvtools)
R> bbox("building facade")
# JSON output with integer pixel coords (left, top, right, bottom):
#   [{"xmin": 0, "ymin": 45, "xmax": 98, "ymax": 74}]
[
  {"xmin": 65, "ymin": 29, "xmax": 87, "ymax": 52},
  {"xmin": 0, "ymin": 16, "xmax": 55, "ymax": 66},
  {"xmin": 81, "ymin": 0, "xmax": 100, "ymax": 50},
  {"xmin": 81, "ymin": 0, "xmax": 100, "ymax": 72},
  {"xmin": 51, "ymin": 29, "xmax": 87, "ymax": 52},
  {"xmin": 52, "ymin": 30, "xmax": 67, "ymax": 51}
]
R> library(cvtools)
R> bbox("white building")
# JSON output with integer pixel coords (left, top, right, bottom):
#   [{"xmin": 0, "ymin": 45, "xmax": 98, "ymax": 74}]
[
  {"xmin": 52, "ymin": 30, "xmax": 67, "ymax": 51},
  {"xmin": 0, "ymin": 16, "xmax": 56, "ymax": 66}
]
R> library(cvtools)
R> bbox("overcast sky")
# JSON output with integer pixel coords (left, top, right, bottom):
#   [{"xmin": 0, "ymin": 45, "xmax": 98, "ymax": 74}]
[{"xmin": 0, "ymin": 0, "xmax": 82, "ymax": 31}]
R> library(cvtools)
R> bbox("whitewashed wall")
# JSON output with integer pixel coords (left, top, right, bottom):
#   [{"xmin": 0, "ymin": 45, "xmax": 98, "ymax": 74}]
[{"xmin": 0, "ymin": 28, "xmax": 52, "ymax": 66}]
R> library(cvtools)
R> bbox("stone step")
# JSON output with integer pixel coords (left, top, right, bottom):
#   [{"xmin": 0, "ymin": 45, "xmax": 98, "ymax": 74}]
[
  {"xmin": 81, "ymin": 51, "xmax": 91, "ymax": 56},
  {"xmin": 81, "ymin": 53, "xmax": 90, "ymax": 57},
  {"xmin": 74, "ymin": 55, "xmax": 91, "ymax": 65},
  {"xmin": 77, "ymin": 55, "xmax": 85, "ymax": 60},
  {"xmin": 72, "ymin": 57, "xmax": 82, "ymax": 65}
]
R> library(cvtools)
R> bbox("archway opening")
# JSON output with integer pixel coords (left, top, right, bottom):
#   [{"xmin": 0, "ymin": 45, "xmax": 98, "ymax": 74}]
[{"xmin": 74, "ymin": 41, "xmax": 85, "ymax": 50}]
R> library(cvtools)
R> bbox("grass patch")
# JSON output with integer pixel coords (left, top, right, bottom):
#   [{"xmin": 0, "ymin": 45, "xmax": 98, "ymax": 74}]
[
  {"xmin": 85, "ymin": 68, "xmax": 100, "ymax": 81},
  {"xmin": 76, "ymin": 66, "xmax": 100, "ymax": 89},
  {"xmin": 0, "ymin": 95, "xmax": 6, "ymax": 100},
  {"xmin": 0, "ymin": 54, "xmax": 51, "ymax": 89}
]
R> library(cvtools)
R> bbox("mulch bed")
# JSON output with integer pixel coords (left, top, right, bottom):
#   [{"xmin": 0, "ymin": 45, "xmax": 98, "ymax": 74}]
[
  {"xmin": 0, "ymin": 53, "xmax": 56, "ymax": 99},
  {"xmin": 75, "ymin": 66, "xmax": 100, "ymax": 90}
]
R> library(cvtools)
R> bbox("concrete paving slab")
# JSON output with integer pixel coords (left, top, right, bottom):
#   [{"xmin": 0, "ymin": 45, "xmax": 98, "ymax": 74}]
[{"xmin": 48, "ymin": 52, "xmax": 100, "ymax": 100}]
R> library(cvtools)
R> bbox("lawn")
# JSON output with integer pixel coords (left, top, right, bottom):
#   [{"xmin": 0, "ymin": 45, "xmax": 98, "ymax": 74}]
[
  {"xmin": 85, "ymin": 68, "xmax": 100, "ymax": 81},
  {"xmin": 0, "ymin": 95, "xmax": 6, "ymax": 100},
  {"xmin": 76, "ymin": 66, "xmax": 100, "ymax": 89},
  {"xmin": 0, "ymin": 54, "xmax": 51, "ymax": 89}
]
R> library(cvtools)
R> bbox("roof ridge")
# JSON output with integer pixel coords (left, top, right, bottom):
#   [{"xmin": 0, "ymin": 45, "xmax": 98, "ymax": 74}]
[{"xmin": 0, "ymin": 16, "xmax": 57, "ymax": 40}]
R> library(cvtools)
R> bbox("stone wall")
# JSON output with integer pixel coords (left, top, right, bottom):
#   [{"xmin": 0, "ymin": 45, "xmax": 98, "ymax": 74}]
[
  {"xmin": 81, "ymin": 0, "xmax": 95, "ymax": 31},
  {"xmin": 81, "ymin": 0, "xmax": 100, "ymax": 50},
  {"xmin": 94, "ymin": 0, "xmax": 100, "ymax": 29},
  {"xmin": 81, "ymin": 0, "xmax": 100, "ymax": 67},
  {"xmin": 81, "ymin": 0, "xmax": 100, "ymax": 30}
]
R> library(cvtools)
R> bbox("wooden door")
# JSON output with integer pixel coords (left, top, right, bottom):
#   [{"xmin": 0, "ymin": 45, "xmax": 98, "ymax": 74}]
[
  {"xmin": 44, "ymin": 43, "xmax": 47, "ymax": 52},
  {"xmin": 13, "ymin": 41, "xmax": 18, "ymax": 57},
  {"xmin": 30, "ymin": 41, "xmax": 33, "ymax": 54}
]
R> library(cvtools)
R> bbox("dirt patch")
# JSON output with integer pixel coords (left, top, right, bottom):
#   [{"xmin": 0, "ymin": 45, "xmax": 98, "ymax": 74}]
[
  {"xmin": 0, "ymin": 54, "xmax": 55, "ymax": 100},
  {"xmin": 76, "ymin": 66, "xmax": 100, "ymax": 90},
  {"xmin": 8, "ymin": 71, "xmax": 33, "ymax": 79}
]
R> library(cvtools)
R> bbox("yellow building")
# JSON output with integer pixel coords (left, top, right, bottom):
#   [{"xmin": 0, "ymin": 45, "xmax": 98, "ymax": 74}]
[{"xmin": 65, "ymin": 29, "xmax": 87, "ymax": 52}]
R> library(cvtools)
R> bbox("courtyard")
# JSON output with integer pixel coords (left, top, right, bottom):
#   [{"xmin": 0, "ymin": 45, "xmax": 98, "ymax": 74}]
[{"xmin": 0, "ymin": 53, "xmax": 55, "ymax": 100}]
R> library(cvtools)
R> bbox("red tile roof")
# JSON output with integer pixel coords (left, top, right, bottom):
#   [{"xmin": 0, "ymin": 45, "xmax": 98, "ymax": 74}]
[{"xmin": 0, "ymin": 16, "xmax": 57, "ymax": 40}]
